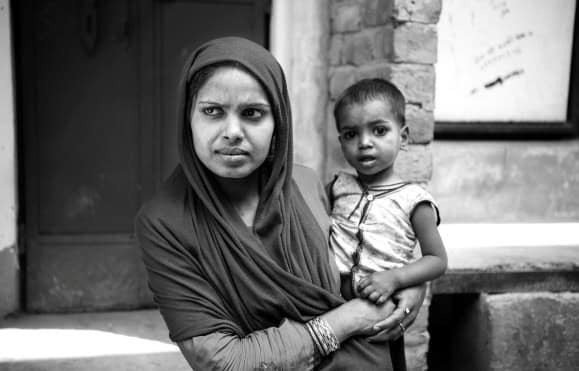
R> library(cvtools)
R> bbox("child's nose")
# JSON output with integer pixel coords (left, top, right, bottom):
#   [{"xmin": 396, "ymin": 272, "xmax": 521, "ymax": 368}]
[{"xmin": 358, "ymin": 133, "xmax": 372, "ymax": 148}]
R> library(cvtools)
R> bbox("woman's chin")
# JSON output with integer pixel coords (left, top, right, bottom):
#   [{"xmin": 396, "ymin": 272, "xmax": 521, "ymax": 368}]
[{"xmin": 211, "ymin": 166, "xmax": 260, "ymax": 181}]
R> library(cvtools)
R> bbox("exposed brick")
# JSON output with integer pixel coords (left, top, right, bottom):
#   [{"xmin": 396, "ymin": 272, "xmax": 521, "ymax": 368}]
[
  {"xmin": 406, "ymin": 104, "xmax": 434, "ymax": 144},
  {"xmin": 394, "ymin": 143, "xmax": 432, "ymax": 182},
  {"xmin": 373, "ymin": 25, "xmax": 394, "ymax": 61},
  {"xmin": 389, "ymin": 64, "xmax": 435, "ymax": 111},
  {"xmin": 329, "ymin": 66, "xmax": 358, "ymax": 100},
  {"xmin": 363, "ymin": 0, "xmax": 393, "ymax": 26},
  {"xmin": 393, "ymin": 23, "xmax": 437, "ymax": 64},
  {"xmin": 331, "ymin": 1, "xmax": 362, "ymax": 33},
  {"xmin": 356, "ymin": 61, "xmax": 392, "ymax": 80},
  {"xmin": 343, "ymin": 29, "xmax": 387, "ymax": 65},
  {"xmin": 393, "ymin": 0, "xmax": 442, "ymax": 24},
  {"xmin": 344, "ymin": 32, "xmax": 372, "ymax": 65},
  {"xmin": 329, "ymin": 34, "xmax": 344, "ymax": 66},
  {"xmin": 339, "ymin": 27, "xmax": 392, "ymax": 66},
  {"xmin": 324, "ymin": 101, "xmax": 349, "ymax": 182},
  {"xmin": 327, "ymin": 100, "xmax": 339, "ymax": 131}
]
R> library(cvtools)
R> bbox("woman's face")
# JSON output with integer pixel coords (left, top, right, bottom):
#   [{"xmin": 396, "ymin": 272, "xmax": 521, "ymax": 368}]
[{"xmin": 190, "ymin": 66, "xmax": 275, "ymax": 180}]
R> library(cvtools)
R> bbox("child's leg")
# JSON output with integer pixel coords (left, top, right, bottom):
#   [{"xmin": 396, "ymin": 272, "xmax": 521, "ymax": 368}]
[{"xmin": 389, "ymin": 336, "xmax": 407, "ymax": 371}]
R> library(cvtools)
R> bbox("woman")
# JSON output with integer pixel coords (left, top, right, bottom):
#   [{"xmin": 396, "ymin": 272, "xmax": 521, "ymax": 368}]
[{"xmin": 136, "ymin": 37, "xmax": 425, "ymax": 370}]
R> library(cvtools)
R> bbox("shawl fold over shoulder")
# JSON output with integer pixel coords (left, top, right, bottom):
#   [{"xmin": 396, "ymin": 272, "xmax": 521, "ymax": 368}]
[{"xmin": 136, "ymin": 37, "xmax": 391, "ymax": 370}]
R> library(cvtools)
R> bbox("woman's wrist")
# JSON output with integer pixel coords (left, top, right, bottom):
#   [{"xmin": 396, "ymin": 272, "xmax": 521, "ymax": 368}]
[
  {"xmin": 305, "ymin": 317, "xmax": 340, "ymax": 357},
  {"xmin": 319, "ymin": 299, "xmax": 364, "ymax": 342}
]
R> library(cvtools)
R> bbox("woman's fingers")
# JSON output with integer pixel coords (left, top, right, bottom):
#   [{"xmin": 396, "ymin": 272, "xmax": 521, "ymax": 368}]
[
  {"xmin": 394, "ymin": 292, "xmax": 420, "ymax": 327},
  {"xmin": 372, "ymin": 303, "xmax": 412, "ymax": 333},
  {"xmin": 369, "ymin": 285, "xmax": 427, "ymax": 337},
  {"xmin": 367, "ymin": 329, "xmax": 389, "ymax": 343}
]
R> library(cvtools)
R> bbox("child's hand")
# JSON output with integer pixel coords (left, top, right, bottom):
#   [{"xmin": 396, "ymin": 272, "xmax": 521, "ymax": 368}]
[{"xmin": 357, "ymin": 271, "xmax": 400, "ymax": 304}]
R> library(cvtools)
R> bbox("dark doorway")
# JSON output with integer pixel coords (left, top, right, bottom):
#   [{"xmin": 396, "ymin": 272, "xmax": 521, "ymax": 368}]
[{"xmin": 15, "ymin": 0, "xmax": 269, "ymax": 312}]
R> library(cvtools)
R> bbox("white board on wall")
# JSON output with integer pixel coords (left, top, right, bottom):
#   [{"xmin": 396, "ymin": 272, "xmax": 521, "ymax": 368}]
[{"xmin": 435, "ymin": 0, "xmax": 576, "ymax": 122}]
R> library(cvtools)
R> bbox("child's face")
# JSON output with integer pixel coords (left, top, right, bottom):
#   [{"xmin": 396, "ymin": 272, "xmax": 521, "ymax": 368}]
[{"xmin": 337, "ymin": 99, "xmax": 408, "ymax": 184}]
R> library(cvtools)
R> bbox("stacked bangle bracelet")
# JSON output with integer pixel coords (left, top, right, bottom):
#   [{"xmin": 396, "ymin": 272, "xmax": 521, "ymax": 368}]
[{"xmin": 306, "ymin": 317, "xmax": 340, "ymax": 356}]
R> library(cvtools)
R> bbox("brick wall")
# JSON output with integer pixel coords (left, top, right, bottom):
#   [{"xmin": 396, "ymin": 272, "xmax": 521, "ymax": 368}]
[
  {"xmin": 325, "ymin": 1, "xmax": 441, "ymax": 369},
  {"xmin": 325, "ymin": 0, "xmax": 440, "ymax": 183}
]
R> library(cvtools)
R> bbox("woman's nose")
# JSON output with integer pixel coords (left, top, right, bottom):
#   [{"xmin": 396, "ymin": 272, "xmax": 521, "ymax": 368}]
[{"xmin": 222, "ymin": 115, "xmax": 243, "ymax": 142}]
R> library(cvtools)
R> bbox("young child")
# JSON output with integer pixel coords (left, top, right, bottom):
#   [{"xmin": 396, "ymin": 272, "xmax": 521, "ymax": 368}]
[{"xmin": 328, "ymin": 78, "xmax": 447, "ymax": 369}]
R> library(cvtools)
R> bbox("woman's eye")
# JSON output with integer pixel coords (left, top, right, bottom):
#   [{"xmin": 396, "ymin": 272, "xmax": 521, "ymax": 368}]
[
  {"xmin": 374, "ymin": 126, "xmax": 388, "ymax": 136},
  {"xmin": 202, "ymin": 106, "xmax": 222, "ymax": 116},
  {"xmin": 242, "ymin": 108, "xmax": 264, "ymax": 119}
]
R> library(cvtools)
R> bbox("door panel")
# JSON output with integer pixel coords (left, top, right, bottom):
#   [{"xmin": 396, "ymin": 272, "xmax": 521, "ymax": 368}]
[
  {"xmin": 17, "ymin": 0, "xmax": 268, "ymax": 312},
  {"xmin": 158, "ymin": 0, "xmax": 266, "ymax": 178},
  {"xmin": 34, "ymin": 2, "xmax": 139, "ymax": 235},
  {"xmin": 19, "ymin": 0, "xmax": 150, "ymax": 311}
]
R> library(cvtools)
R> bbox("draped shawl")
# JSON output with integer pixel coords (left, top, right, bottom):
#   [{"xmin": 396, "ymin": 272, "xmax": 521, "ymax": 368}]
[{"xmin": 136, "ymin": 37, "xmax": 391, "ymax": 370}]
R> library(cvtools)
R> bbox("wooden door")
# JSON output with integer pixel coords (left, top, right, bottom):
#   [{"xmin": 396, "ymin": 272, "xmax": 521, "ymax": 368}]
[
  {"xmin": 156, "ymin": 0, "xmax": 268, "ymax": 178},
  {"xmin": 16, "ymin": 0, "xmax": 268, "ymax": 312}
]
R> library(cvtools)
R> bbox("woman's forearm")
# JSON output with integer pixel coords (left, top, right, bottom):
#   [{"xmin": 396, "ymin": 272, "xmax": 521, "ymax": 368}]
[
  {"xmin": 178, "ymin": 319, "xmax": 317, "ymax": 371},
  {"xmin": 177, "ymin": 298, "xmax": 401, "ymax": 370}
]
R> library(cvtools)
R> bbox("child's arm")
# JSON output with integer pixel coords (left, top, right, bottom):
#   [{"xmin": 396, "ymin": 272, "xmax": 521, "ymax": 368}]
[{"xmin": 357, "ymin": 202, "xmax": 447, "ymax": 304}]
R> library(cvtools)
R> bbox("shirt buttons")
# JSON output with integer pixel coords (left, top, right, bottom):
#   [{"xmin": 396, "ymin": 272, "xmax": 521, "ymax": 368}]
[
  {"xmin": 366, "ymin": 193, "xmax": 374, "ymax": 201},
  {"xmin": 359, "ymin": 223, "xmax": 367, "ymax": 231}
]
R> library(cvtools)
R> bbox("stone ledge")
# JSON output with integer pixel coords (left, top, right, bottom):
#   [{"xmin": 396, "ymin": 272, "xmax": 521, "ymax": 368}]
[
  {"xmin": 433, "ymin": 270, "xmax": 579, "ymax": 294},
  {"xmin": 432, "ymin": 223, "xmax": 579, "ymax": 294}
]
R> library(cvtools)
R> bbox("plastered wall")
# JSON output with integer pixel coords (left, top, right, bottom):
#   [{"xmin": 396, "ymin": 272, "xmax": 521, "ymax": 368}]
[{"xmin": 0, "ymin": 0, "xmax": 18, "ymax": 316}]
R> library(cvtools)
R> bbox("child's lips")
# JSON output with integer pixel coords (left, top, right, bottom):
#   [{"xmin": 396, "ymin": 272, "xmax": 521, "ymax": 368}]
[
  {"xmin": 358, "ymin": 155, "xmax": 376, "ymax": 163},
  {"xmin": 357, "ymin": 156, "xmax": 377, "ymax": 168}
]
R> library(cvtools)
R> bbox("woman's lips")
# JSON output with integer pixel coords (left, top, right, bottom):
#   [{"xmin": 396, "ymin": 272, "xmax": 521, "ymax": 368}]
[{"xmin": 217, "ymin": 148, "xmax": 248, "ymax": 156}]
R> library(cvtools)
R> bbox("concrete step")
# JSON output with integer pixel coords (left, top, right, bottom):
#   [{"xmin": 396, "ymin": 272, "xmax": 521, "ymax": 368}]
[
  {"xmin": 434, "ymin": 223, "xmax": 579, "ymax": 294},
  {"xmin": 0, "ymin": 309, "xmax": 190, "ymax": 371}
]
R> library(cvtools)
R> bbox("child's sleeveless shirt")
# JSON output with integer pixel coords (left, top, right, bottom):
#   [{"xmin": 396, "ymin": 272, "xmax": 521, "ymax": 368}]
[{"xmin": 329, "ymin": 172, "xmax": 440, "ymax": 279}]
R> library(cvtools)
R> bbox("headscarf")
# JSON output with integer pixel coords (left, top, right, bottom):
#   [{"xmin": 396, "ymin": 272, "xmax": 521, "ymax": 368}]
[{"xmin": 137, "ymin": 37, "xmax": 391, "ymax": 370}]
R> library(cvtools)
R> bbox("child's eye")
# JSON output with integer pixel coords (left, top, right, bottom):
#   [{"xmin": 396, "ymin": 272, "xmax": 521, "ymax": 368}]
[
  {"xmin": 341, "ymin": 131, "xmax": 356, "ymax": 140},
  {"xmin": 373, "ymin": 126, "xmax": 388, "ymax": 136},
  {"xmin": 202, "ymin": 106, "xmax": 223, "ymax": 116}
]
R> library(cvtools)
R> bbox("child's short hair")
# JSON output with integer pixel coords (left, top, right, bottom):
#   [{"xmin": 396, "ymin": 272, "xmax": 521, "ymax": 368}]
[{"xmin": 333, "ymin": 78, "xmax": 406, "ymax": 129}]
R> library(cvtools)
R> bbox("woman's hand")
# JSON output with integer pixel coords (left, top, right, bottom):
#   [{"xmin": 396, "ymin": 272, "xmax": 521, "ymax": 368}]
[
  {"xmin": 369, "ymin": 283, "xmax": 427, "ymax": 341},
  {"xmin": 320, "ymin": 298, "xmax": 396, "ymax": 342}
]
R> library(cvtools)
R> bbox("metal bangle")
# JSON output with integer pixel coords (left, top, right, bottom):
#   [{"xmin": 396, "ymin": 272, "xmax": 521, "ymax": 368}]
[
  {"xmin": 305, "ymin": 321, "xmax": 325, "ymax": 356},
  {"xmin": 309, "ymin": 317, "xmax": 340, "ymax": 355}
]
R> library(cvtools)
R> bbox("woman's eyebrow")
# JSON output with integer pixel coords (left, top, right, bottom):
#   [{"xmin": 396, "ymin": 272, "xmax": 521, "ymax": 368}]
[{"xmin": 240, "ymin": 102, "xmax": 270, "ymax": 108}]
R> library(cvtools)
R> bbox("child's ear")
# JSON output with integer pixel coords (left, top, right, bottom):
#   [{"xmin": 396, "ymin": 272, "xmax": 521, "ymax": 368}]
[{"xmin": 400, "ymin": 125, "xmax": 409, "ymax": 151}]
